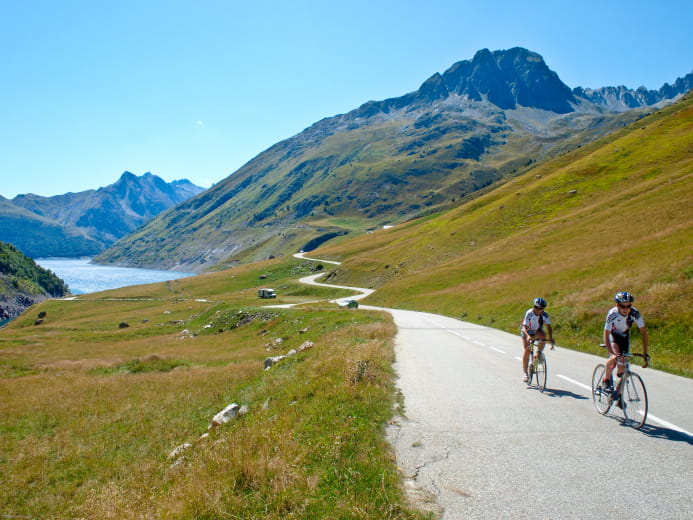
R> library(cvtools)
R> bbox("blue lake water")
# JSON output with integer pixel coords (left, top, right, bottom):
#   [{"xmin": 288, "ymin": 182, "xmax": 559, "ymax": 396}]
[{"xmin": 36, "ymin": 258, "xmax": 196, "ymax": 295}]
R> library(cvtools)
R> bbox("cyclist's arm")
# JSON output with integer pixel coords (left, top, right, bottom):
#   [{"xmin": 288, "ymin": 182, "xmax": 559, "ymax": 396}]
[
  {"xmin": 603, "ymin": 329, "xmax": 614, "ymax": 355},
  {"xmin": 640, "ymin": 326, "xmax": 649, "ymax": 367},
  {"xmin": 547, "ymin": 323, "xmax": 554, "ymax": 342}
]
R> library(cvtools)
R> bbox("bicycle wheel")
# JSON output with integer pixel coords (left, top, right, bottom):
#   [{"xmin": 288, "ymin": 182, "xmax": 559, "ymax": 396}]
[
  {"xmin": 526, "ymin": 353, "xmax": 534, "ymax": 385},
  {"xmin": 592, "ymin": 364, "xmax": 612, "ymax": 415},
  {"xmin": 535, "ymin": 352, "xmax": 547, "ymax": 392},
  {"xmin": 621, "ymin": 372, "xmax": 648, "ymax": 429}
]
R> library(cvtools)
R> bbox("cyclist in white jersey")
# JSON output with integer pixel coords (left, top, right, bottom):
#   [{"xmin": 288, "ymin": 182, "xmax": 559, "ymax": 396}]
[
  {"xmin": 520, "ymin": 297, "xmax": 554, "ymax": 382},
  {"xmin": 601, "ymin": 291, "xmax": 649, "ymax": 391}
]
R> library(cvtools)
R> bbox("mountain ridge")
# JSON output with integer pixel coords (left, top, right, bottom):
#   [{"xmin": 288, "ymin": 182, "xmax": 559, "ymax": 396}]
[
  {"xmin": 1, "ymin": 172, "xmax": 206, "ymax": 258},
  {"xmin": 87, "ymin": 48, "xmax": 691, "ymax": 271}
]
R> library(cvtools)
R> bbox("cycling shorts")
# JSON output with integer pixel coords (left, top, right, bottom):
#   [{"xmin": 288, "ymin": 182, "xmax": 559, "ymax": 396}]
[
  {"xmin": 521, "ymin": 328, "xmax": 544, "ymax": 338},
  {"xmin": 609, "ymin": 332, "xmax": 630, "ymax": 355}
]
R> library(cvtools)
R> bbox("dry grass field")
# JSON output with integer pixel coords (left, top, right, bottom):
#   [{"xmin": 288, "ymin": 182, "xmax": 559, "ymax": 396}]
[{"xmin": 0, "ymin": 259, "xmax": 430, "ymax": 519}]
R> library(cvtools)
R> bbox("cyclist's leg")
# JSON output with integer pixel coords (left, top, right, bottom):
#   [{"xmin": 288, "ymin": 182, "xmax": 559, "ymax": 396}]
[
  {"xmin": 535, "ymin": 329, "xmax": 547, "ymax": 353},
  {"xmin": 604, "ymin": 334, "xmax": 627, "ymax": 383},
  {"xmin": 604, "ymin": 348, "xmax": 618, "ymax": 382},
  {"xmin": 615, "ymin": 337, "xmax": 630, "ymax": 378},
  {"xmin": 521, "ymin": 332, "xmax": 531, "ymax": 379}
]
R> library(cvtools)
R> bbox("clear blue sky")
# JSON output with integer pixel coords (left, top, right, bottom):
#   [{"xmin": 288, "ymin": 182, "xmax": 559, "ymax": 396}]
[{"xmin": 2, "ymin": 0, "xmax": 691, "ymax": 198}]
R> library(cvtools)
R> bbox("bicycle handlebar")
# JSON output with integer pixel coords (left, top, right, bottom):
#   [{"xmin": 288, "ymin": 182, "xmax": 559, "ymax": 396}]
[
  {"xmin": 531, "ymin": 338, "xmax": 555, "ymax": 350},
  {"xmin": 599, "ymin": 344, "xmax": 648, "ymax": 359}
]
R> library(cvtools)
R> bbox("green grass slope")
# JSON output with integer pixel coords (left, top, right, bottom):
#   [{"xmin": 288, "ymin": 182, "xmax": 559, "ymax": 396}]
[
  {"xmin": 315, "ymin": 92, "xmax": 693, "ymax": 376},
  {"xmin": 0, "ymin": 258, "xmax": 428, "ymax": 519}
]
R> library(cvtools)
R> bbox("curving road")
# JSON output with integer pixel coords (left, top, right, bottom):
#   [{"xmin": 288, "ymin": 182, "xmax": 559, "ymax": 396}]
[{"xmin": 295, "ymin": 254, "xmax": 693, "ymax": 519}]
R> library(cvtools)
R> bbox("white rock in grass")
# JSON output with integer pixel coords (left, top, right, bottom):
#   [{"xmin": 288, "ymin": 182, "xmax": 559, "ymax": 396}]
[
  {"xmin": 169, "ymin": 442, "xmax": 192, "ymax": 459},
  {"xmin": 297, "ymin": 340, "xmax": 314, "ymax": 352},
  {"xmin": 264, "ymin": 355, "xmax": 286, "ymax": 370},
  {"xmin": 211, "ymin": 403, "xmax": 240, "ymax": 427}
]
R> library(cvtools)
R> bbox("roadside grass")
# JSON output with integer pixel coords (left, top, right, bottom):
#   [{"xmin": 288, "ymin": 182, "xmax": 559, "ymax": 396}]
[
  {"xmin": 315, "ymin": 94, "xmax": 693, "ymax": 377},
  {"xmin": 0, "ymin": 261, "xmax": 430, "ymax": 519}
]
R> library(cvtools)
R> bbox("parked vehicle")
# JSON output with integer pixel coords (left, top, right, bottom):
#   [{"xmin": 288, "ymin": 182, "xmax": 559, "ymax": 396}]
[{"xmin": 257, "ymin": 288, "xmax": 277, "ymax": 299}]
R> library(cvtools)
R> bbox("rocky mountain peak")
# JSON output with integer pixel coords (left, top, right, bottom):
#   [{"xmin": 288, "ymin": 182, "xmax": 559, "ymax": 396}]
[{"xmin": 440, "ymin": 47, "xmax": 576, "ymax": 113}]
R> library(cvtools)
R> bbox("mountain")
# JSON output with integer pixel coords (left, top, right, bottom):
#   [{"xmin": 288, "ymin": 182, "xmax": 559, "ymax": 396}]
[
  {"xmin": 1, "ymin": 172, "xmax": 206, "ymax": 258},
  {"xmin": 94, "ymin": 48, "xmax": 692, "ymax": 272},
  {"xmin": 0, "ymin": 241, "xmax": 70, "ymax": 324},
  {"xmin": 0, "ymin": 195, "xmax": 104, "ymax": 258}
]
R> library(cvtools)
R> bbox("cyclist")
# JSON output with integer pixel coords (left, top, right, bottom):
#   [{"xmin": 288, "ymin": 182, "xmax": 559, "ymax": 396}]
[
  {"xmin": 520, "ymin": 297, "xmax": 554, "ymax": 382},
  {"xmin": 600, "ymin": 291, "xmax": 650, "ymax": 392}
]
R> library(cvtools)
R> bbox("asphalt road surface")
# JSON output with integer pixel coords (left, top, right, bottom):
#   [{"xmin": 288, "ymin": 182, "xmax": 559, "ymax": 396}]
[
  {"xmin": 383, "ymin": 309, "xmax": 692, "ymax": 520},
  {"xmin": 295, "ymin": 254, "xmax": 693, "ymax": 519}
]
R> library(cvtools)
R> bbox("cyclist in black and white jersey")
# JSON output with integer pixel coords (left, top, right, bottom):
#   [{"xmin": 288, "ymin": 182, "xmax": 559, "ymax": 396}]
[
  {"xmin": 600, "ymin": 291, "xmax": 650, "ymax": 392},
  {"xmin": 520, "ymin": 297, "xmax": 554, "ymax": 382}
]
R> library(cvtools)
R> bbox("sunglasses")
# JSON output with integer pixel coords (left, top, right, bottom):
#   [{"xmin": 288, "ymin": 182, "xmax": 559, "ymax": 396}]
[
  {"xmin": 534, "ymin": 306, "xmax": 545, "ymax": 310},
  {"xmin": 618, "ymin": 303, "xmax": 632, "ymax": 308}
]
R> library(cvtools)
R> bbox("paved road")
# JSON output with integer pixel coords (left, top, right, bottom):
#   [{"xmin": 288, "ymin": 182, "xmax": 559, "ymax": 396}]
[
  {"xmin": 295, "ymin": 254, "xmax": 693, "ymax": 519},
  {"xmin": 383, "ymin": 309, "xmax": 692, "ymax": 520}
]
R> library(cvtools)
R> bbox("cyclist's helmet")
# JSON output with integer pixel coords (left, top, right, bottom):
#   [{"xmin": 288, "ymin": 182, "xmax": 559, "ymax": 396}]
[
  {"xmin": 614, "ymin": 291, "xmax": 634, "ymax": 304},
  {"xmin": 533, "ymin": 297, "xmax": 547, "ymax": 308}
]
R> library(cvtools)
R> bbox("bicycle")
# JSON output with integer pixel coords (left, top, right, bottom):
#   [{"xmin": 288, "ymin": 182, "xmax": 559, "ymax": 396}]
[
  {"xmin": 591, "ymin": 345, "xmax": 649, "ymax": 429},
  {"xmin": 526, "ymin": 338, "xmax": 554, "ymax": 392}
]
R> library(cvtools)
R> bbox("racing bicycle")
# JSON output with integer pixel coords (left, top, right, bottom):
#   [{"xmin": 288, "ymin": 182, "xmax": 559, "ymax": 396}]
[
  {"xmin": 591, "ymin": 345, "xmax": 649, "ymax": 429},
  {"xmin": 527, "ymin": 338, "xmax": 554, "ymax": 392}
]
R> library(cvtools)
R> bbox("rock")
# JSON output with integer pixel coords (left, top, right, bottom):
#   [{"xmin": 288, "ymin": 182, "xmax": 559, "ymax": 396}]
[
  {"xmin": 118, "ymin": 322, "xmax": 129, "ymax": 328},
  {"xmin": 169, "ymin": 442, "xmax": 193, "ymax": 459},
  {"xmin": 264, "ymin": 355, "xmax": 286, "ymax": 370},
  {"xmin": 297, "ymin": 340, "xmax": 314, "ymax": 352},
  {"xmin": 211, "ymin": 403, "xmax": 240, "ymax": 427}
]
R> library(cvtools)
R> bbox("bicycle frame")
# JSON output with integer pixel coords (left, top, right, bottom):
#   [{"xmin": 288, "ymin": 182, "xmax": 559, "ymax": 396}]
[
  {"xmin": 526, "ymin": 338, "xmax": 553, "ymax": 392},
  {"xmin": 592, "ymin": 346, "xmax": 648, "ymax": 428}
]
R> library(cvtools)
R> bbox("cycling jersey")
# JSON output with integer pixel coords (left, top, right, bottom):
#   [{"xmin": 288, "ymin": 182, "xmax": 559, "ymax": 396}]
[
  {"xmin": 604, "ymin": 306, "xmax": 645, "ymax": 337},
  {"xmin": 522, "ymin": 308, "xmax": 550, "ymax": 335}
]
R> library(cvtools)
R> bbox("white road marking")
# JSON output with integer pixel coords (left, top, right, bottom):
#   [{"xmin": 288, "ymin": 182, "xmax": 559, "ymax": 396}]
[
  {"xmin": 557, "ymin": 374, "xmax": 591, "ymax": 391},
  {"xmin": 489, "ymin": 347, "xmax": 506, "ymax": 354},
  {"xmin": 647, "ymin": 414, "xmax": 693, "ymax": 437}
]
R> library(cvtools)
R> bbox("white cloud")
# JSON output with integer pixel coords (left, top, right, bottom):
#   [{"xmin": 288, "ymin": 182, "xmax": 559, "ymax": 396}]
[{"xmin": 196, "ymin": 120, "xmax": 204, "ymax": 126}]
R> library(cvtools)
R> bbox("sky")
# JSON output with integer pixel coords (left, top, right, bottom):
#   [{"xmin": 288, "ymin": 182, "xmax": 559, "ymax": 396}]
[{"xmin": 1, "ymin": 0, "xmax": 691, "ymax": 199}]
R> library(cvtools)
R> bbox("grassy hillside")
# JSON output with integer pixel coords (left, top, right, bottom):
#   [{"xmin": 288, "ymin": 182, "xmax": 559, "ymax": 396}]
[
  {"xmin": 0, "ymin": 242, "xmax": 70, "ymax": 324},
  {"xmin": 314, "ymin": 92, "xmax": 693, "ymax": 376},
  {"xmin": 0, "ymin": 258, "xmax": 428, "ymax": 519},
  {"xmin": 95, "ymin": 77, "xmax": 649, "ymax": 272}
]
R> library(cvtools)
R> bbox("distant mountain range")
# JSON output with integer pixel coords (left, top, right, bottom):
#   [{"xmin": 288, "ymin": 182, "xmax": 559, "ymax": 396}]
[
  {"xmin": 94, "ymin": 47, "xmax": 692, "ymax": 272},
  {"xmin": 0, "ymin": 172, "xmax": 206, "ymax": 258}
]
